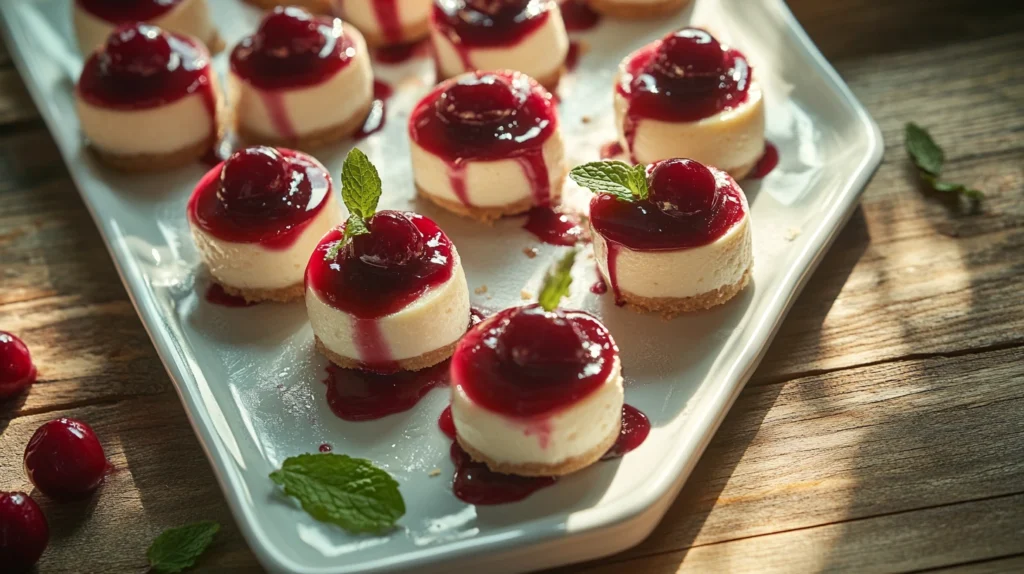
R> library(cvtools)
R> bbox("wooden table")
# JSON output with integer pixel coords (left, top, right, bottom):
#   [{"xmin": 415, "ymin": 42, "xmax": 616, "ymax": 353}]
[{"xmin": 2, "ymin": 1, "xmax": 1022, "ymax": 571}]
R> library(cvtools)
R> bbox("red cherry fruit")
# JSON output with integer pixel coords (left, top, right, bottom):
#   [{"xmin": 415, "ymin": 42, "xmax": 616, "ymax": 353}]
[
  {"xmin": 0, "ymin": 331, "xmax": 36, "ymax": 399},
  {"xmin": 647, "ymin": 158, "xmax": 719, "ymax": 217},
  {"xmin": 435, "ymin": 74, "xmax": 520, "ymax": 129},
  {"xmin": 652, "ymin": 28, "xmax": 726, "ymax": 80},
  {"xmin": 498, "ymin": 306, "xmax": 587, "ymax": 375},
  {"xmin": 348, "ymin": 211, "xmax": 426, "ymax": 269},
  {"xmin": 219, "ymin": 146, "xmax": 287, "ymax": 204},
  {"xmin": 105, "ymin": 23, "xmax": 173, "ymax": 76},
  {"xmin": 0, "ymin": 492, "xmax": 49, "ymax": 572},
  {"xmin": 257, "ymin": 7, "xmax": 327, "ymax": 56},
  {"xmin": 24, "ymin": 418, "xmax": 108, "ymax": 500}
]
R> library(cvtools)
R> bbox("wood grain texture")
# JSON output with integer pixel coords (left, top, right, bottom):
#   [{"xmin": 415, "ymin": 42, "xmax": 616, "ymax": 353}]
[{"xmin": 0, "ymin": 1, "xmax": 1023, "ymax": 573}]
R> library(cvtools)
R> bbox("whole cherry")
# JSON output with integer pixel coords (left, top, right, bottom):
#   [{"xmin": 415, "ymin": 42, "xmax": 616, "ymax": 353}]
[
  {"xmin": 0, "ymin": 492, "xmax": 49, "ymax": 572},
  {"xmin": 498, "ymin": 306, "xmax": 587, "ymax": 376},
  {"xmin": 24, "ymin": 418, "xmax": 108, "ymax": 500},
  {"xmin": 219, "ymin": 146, "xmax": 288, "ymax": 205},
  {"xmin": 435, "ymin": 74, "xmax": 519, "ymax": 131},
  {"xmin": 256, "ymin": 7, "xmax": 327, "ymax": 57},
  {"xmin": 647, "ymin": 158, "xmax": 719, "ymax": 217},
  {"xmin": 652, "ymin": 28, "xmax": 726, "ymax": 80},
  {"xmin": 348, "ymin": 211, "xmax": 426, "ymax": 269},
  {"xmin": 0, "ymin": 331, "xmax": 36, "ymax": 399},
  {"xmin": 105, "ymin": 23, "xmax": 173, "ymax": 77}
]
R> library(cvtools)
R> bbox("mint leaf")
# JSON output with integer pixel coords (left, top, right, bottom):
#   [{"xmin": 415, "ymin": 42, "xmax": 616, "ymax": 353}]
[
  {"xmin": 923, "ymin": 174, "xmax": 984, "ymax": 200},
  {"xmin": 270, "ymin": 453, "xmax": 404, "ymax": 534},
  {"xmin": 342, "ymin": 213, "xmax": 370, "ymax": 244},
  {"xmin": 341, "ymin": 148, "xmax": 382, "ymax": 220},
  {"xmin": 147, "ymin": 521, "xmax": 220, "ymax": 574},
  {"xmin": 570, "ymin": 161, "xmax": 647, "ymax": 201},
  {"xmin": 538, "ymin": 248, "xmax": 577, "ymax": 312},
  {"xmin": 905, "ymin": 122, "xmax": 944, "ymax": 176}
]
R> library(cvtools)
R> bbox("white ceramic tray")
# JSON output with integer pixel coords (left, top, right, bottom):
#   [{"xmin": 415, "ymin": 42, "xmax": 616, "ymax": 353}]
[{"xmin": 0, "ymin": 0, "xmax": 882, "ymax": 572}]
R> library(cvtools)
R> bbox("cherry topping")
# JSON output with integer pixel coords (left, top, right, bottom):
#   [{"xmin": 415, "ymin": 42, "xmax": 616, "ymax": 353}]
[
  {"xmin": 652, "ymin": 28, "xmax": 726, "ymax": 79},
  {"xmin": 0, "ymin": 331, "xmax": 36, "ymax": 399},
  {"xmin": 435, "ymin": 74, "xmax": 520, "ymax": 136},
  {"xmin": 24, "ymin": 418, "xmax": 107, "ymax": 500},
  {"xmin": 105, "ymin": 24, "xmax": 173, "ymax": 77},
  {"xmin": 647, "ymin": 158, "xmax": 719, "ymax": 217},
  {"xmin": 0, "ymin": 492, "xmax": 48, "ymax": 571},
  {"xmin": 347, "ymin": 211, "xmax": 427, "ymax": 269},
  {"xmin": 219, "ymin": 146, "xmax": 288, "ymax": 205},
  {"xmin": 498, "ymin": 306, "xmax": 587, "ymax": 375},
  {"xmin": 465, "ymin": 0, "xmax": 532, "ymax": 16},
  {"xmin": 256, "ymin": 7, "xmax": 328, "ymax": 56}
]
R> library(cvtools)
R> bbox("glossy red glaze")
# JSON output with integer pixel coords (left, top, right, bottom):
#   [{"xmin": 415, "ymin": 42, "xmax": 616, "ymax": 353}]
[
  {"xmin": 590, "ymin": 277, "xmax": 607, "ymax": 294},
  {"xmin": 370, "ymin": 0, "xmax": 403, "ymax": 44},
  {"xmin": 601, "ymin": 404, "xmax": 650, "ymax": 460},
  {"xmin": 409, "ymin": 71, "xmax": 558, "ymax": 207},
  {"xmin": 438, "ymin": 405, "xmax": 456, "ymax": 439},
  {"xmin": 559, "ymin": 0, "xmax": 600, "ymax": 32},
  {"xmin": 373, "ymin": 41, "xmax": 429, "ymax": 64},
  {"xmin": 0, "ymin": 331, "xmax": 36, "ymax": 399},
  {"xmin": 205, "ymin": 284, "xmax": 257, "ymax": 307},
  {"xmin": 0, "ymin": 492, "xmax": 49, "ymax": 572},
  {"xmin": 432, "ymin": 0, "xmax": 553, "ymax": 68},
  {"xmin": 565, "ymin": 41, "xmax": 582, "ymax": 71},
  {"xmin": 452, "ymin": 305, "xmax": 617, "ymax": 418},
  {"xmin": 230, "ymin": 7, "xmax": 355, "ymax": 90},
  {"xmin": 77, "ymin": 24, "xmax": 217, "ymax": 123},
  {"xmin": 188, "ymin": 147, "xmax": 332, "ymax": 250},
  {"xmin": 76, "ymin": 0, "xmax": 182, "ymax": 22},
  {"xmin": 324, "ymin": 361, "xmax": 450, "ymax": 420},
  {"xmin": 521, "ymin": 206, "xmax": 586, "ymax": 246},
  {"xmin": 354, "ymin": 80, "xmax": 393, "ymax": 140},
  {"xmin": 450, "ymin": 442, "xmax": 557, "ymax": 504},
  {"xmin": 748, "ymin": 141, "xmax": 779, "ymax": 179},
  {"xmin": 24, "ymin": 418, "xmax": 107, "ymax": 500},
  {"xmin": 599, "ymin": 140, "xmax": 624, "ymax": 159}
]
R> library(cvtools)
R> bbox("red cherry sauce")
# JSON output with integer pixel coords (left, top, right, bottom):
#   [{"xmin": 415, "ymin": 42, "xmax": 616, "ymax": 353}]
[
  {"xmin": 590, "ymin": 276, "xmax": 607, "ymax": 294},
  {"xmin": 369, "ymin": 0, "xmax": 404, "ymax": 44},
  {"xmin": 189, "ymin": 147, "xmax": 332, "ymax": 251},
  {"xmin": 601, "ymin": 404, "xmax": 650, "ymax": 460},
  {"xmin": 0, "ymin": 331, "xmax": 36, "ymax": 399},
  {"xmin": 76, "ymin": 0, "xmax": 181, "ymax": 22},
  {"xmin": 618, "ymin": 28, "xmax": 751, "ymax": 162},
  {"xmin": 24, "ymin": 418, "xmax": 108, "ymax": 500},
  {"xmin": 374, "ymin": 40, "xmax": 430, "ymax": 65},
  {"xmin": 522, "ymin": 206, "xmax": 586, "ymax": 246},
  {"xmin": 599, "ymin": 141, "xmax": 624, "ymax": 159},
  {"xmin": 77, "ymin": 24, "xmax": 216, "ymax": 128},
  {"xmin": 565, "ymin": 41, "xmax": 582, "ymax": 71},
  {"xmin": 748, "ymin": 141, "xmax": 779, "ymax": 179},
  {"xmin": 355, "ymin": 80, "xmax": 394, "ymax": 140},
  {"xmin": 590, "ymin": 159, "xmax": 746, "ymax": 304},
  {"xmin": 0, "ymin": 492, "xmax": 49, "ymax": 571},
  {"xmin": 559, "ymin": 0, "xmax": 600, "ymax": 32},
  {"xmin": 307, "ymin": 212, "xmax": 457, "ymax": 372},
  {"xmin": 231, "ymin": 8, "xmax": 356, "ymax": 139},
  {"xmin": 410, "ymin": 71, "xmax": 558, "ymax": 207},
  {"xmin": 205, "ymin": 284, "xmax": 257, "ymax": 307},
  {"xmin": 432, "ymin": 0, "xmax": 554, "ymax": 70}
]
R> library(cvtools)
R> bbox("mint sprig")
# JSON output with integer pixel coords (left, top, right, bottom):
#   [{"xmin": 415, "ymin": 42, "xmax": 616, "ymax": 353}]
[
  {"xmin": 569, "ymin": 161, "xmax": 649, "ymax": 201},
  {"xmin": 326, "ymin": 148, "xmax": 383, "ymax": 259},
  {"xmin": 905, "ymin": 123, "xmax": 983, "ymax": 200},
  {"xmin": 147, "ymin": 521, "xmax": 220, "ymax": 573},
  {"xmin": 270, "ymin": 453, "xmax": 405, "ymax": 534},
  {"xmin": 538, "ymin": 248, "xmax": 577, "ymax": 312}
]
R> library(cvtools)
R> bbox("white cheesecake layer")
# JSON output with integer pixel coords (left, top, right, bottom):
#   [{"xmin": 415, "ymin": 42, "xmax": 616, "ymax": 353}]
[
  {"xmin": 338, "ymin": 0, "xmax": 431, "ymax": 42},
  {"xmin": 190, "ymin": 192, "xmax": 342, "ymax": 291},
  {"xmin": 615, "ymin": 79, "xmax": 765, "ymax": 173},
  {"xmin": 306, "ymin": 254, "xmax": 471, "ymax": 362},
  {"xmin": 452, "ymin": 356, "xmax": 623, "ymax": 467},
  {"xmin": 73, "ymin": 0, "xmax": 218, "ymax": 55},
  {"xmin": 431, "ymin": 5, "xmax": 569, "ymax": 81},
  {"xmin": 592, "ymin": 204, "xmax": 752, "ymax": 299},
  {"xmin": 230, "ymin": 25, "xmax": 373, "ymax": 140},
  {"xmin": 410, "ymin": 133, "xmax": 565, "ymax": 208},
  {"xmin": 76, "ymin": 87, "xmax": 218, "ymax": 156}
]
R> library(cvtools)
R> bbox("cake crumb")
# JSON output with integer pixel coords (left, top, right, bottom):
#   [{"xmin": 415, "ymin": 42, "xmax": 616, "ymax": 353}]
[
  {"xmin": 521, "ymin": 289, "xmax": 534, "ymax": 300},
  {"xmin": 428, "ymin": 468, "xmax": 441, "ymax": 477},
  {"xmin": 581, "ymin": 116, "xmax": 591, "ymax": 124},
  {"xmin": 784, "ymin": 227, "xmax": 802, "ymax": 241},
  {"xmin": 523, "ymin": 247, "xmax": 538, "ymax": 259},
  {"xmin": 474, "ymin": 285, "xmax": 488, "ymax": 294}
]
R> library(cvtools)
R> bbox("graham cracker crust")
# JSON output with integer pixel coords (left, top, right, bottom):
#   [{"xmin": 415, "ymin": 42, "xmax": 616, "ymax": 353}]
[
  {"xmin": 90, "ymin": 132, "xmax": 216, "ymax": 172},
  {"xmin": 360, "ymin": 20, "xmax": 431, "ymax": 47},
  {"xmin": 220, "ymin": 281, "xmax": 305, "ymax": 304},
  {"xmin": 314, "ymin": 335, "xmax": 459, "ymax": 372},
  {"xmin": 617, "ymin": 267, "xmax": 752, "ymax": 318},
  {"xmin": 206, "ymin": 31, "xmax": 225, "ymax": 55},
  {"xmin": 456, "ymin": 417, "xmax": 622, "ymax": 477},
  {"xmin": 415, "ymin": 171, "xmax": 565, "ymax": 222},
  {"xmin": 242, "ymin": 0, "xmax": 333, "ymax": 14},
  {"xmin": 589, "ymin": 0, "xmax": 692, "ymax": 19},
  {"xmin": 235, "ymin": 97, "xmax": 373, "ymax": 151}
]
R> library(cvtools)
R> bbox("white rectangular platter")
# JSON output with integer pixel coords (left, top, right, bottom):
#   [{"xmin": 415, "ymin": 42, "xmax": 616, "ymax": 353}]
[{"xmin": 0, "ymin": 0, "xmax": 882, "ymax": 572}]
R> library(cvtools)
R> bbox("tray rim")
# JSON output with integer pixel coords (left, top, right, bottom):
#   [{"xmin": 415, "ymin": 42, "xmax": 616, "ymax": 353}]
[{"xmin": 0, "ymin": 0, "xmax": 884, "ymax": 571}]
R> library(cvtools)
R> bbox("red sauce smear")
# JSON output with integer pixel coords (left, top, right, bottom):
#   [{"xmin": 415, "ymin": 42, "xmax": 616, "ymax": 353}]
[
  {"xmin": 747, "ymin": 142, "xmax": 779, "ymax": 179},
  {"xmin": 522, "ymin": 206, "xmax": 586, "ymax": 246}
]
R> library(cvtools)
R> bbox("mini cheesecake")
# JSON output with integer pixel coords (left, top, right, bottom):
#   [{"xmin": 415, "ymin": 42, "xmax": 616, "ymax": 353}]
[
  {"xmin": 188, "ymin": 146, "xmax": 341, "ymax": 303},
  {"xmin": 76, "ymin": 24, "xmax": 222, "ymax": 171},
  {"xmin": 615, "ymin": 28, "xmax": 765, "ymax": 179},
  {"xmin": 73, "ymin": 0, "xmax": 222, "ymax": 55},
  {"xmin": 230, "ymin": 7, "xmax": 374, "ymax": 150},
  {"xmin": 334, "ymin": 0, "xmax": 432, "ymax": 46},
  {"xmin": 409, "ymin": 70, "xmax": 565, "ymax": 220},
  {"xmin": 589, "ymin": 158, "xmax": 753, "ymax": 316},
  {"xmin": 589, "ymin": 0, "xmax": 692, "ymax": 20},
  {"xmin": 451, "ymin": 305, "xmax": 624, "ymax": 476},
  {"xmin": 305, "ymin": 211, "xmax": 471, "ymax": 372},
  {"xmin": 430, "ymin": 0, "xmax": 569, "ymax": 89}
]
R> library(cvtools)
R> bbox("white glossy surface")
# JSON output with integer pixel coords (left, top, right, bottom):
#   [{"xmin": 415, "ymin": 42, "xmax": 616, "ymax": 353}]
[{"xmin": 0, "ymin": 1, "xmax": 883, "ymax": 573}]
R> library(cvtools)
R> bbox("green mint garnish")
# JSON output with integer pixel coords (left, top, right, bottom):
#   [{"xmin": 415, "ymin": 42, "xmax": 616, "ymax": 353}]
[
  {"xmin": 326, "ymin": 148, "xmax": 383, "ymax": 258},
  {"xmin": 569, "ymin": 161, "xmax": 649, "ymax": 201},
  {"xmin": 538, "ymin": 248, "xmax": 577, "ymax": 312},
  {"xmin": 146, "ymin": 521, "xmax": 220, "ymax": 574},
  {"xmin": 270, "ymin": 453, "xmax": 405, "ymax": 534},
  {"xmin": 905, "ymin": 123, "xmax": 983, "ymax": 200}
]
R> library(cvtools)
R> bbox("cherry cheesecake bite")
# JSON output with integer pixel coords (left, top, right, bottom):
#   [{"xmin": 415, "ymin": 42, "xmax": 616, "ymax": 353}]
[{"xmin": 72, "ymin": 0, "xmax": 221, "ymax": 55}]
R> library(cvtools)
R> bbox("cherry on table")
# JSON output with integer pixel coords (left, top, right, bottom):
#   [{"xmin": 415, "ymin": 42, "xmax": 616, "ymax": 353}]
[
  {"xmin": 105, "ymin": 23, "xmax": 173, "ymax": 76},
  {"xmin": 256, "ymin": 6, "xmax": 327, "ymax": 56},
  {"xmin": 652, "ymin": 27, "xmax": 726, "ymax": 79},
  {"xmin": 348, "ymin": 211, "xmax": 427, "ymax": 269},
  {"xmin": 647, "ymin": 158, "xmax": 719, "ymax": 217},
  {"xmin": 24, "ymin": 418, "xmax": 108, "ymax": 500},
  {"xmin": 0, "ymin": 491, "xmax": 49, "ymax": 572},
  {"xmin": 0, "ymin": 331, "xmax": 36, "ymax": 399}
]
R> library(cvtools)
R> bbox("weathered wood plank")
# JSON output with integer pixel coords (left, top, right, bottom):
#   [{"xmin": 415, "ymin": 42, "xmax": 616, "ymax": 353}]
[{"xmin": 929, "ymin": 555, "xmax": 1024, "ymax": 573}]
